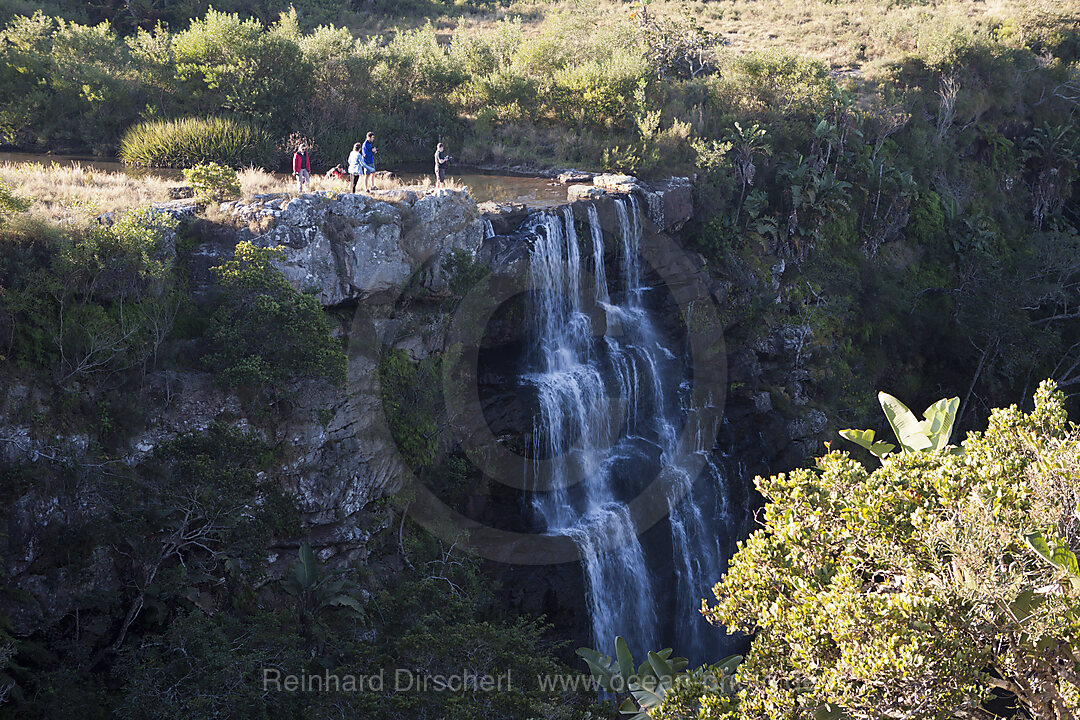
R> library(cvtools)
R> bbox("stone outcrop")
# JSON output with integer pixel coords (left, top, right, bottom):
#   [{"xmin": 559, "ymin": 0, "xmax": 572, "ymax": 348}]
[{"xmin": 224, "ymin": 189, "xmax": 487, "ymax": 305}]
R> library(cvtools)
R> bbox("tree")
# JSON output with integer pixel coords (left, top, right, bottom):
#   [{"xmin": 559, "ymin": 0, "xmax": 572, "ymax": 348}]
[{"xmin": 705, "ymin": 381, "xmax": 1080, "ymax": 720}]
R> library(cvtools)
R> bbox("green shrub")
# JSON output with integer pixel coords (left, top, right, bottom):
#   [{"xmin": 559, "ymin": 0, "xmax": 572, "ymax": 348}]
[
  {"xmin": 705, "ymin": 381, "xmax": 1080, "ymax": 720},
  {"xmin": 0, "ymin": 208, "xmax": 179, "ymax": 378},
  {"xmin": 205, "ymin": 241, "xmax": 346, "ymax": 392},
  {"xmin": 904, "ymin": 190, "xmax": 946, "ymax": 246},
  {"xmin": 182, "ymin": 162, "xmax": 240, "ymax": 204},
  {"xmin": 0, "ymin": 181, "xmax": 30, "ymax": 219},
  {"xmin": 378, "ymin": 348, "xmax": 440, "ymax": 469},
  {"xmin": 119, "ymin": 116, "xmax": 274, "ymax": 168}
]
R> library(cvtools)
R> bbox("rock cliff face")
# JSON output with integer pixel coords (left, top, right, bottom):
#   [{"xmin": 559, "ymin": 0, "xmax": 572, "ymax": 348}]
[
  {"xmin": 0, "ymin": 177, "xmax": 824, "ymax": 638},
  {"xmin": 224, "ymin": 189, "xmax": 487, "ymax": 305}
]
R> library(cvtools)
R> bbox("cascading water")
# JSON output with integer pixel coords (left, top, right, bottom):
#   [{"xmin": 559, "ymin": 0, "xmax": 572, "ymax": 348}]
[{"xmin": 523, "ymin": 197, "xmax": 737, "ymax": 661}]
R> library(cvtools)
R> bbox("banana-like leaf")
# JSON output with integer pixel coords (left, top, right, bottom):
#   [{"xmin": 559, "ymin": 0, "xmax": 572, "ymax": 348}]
[
  {"xmin": 1052, "ymin": 545, "xmax": 1080, "ymax": 577},
  {"xmin": 327, "ymin": 594, "xmax": 365, "ymax": 616},
  {"xmin": 576, "ymin": 648, "xmax": 618, "ymax": 692},
  {"xmin": 290, "ymin": 542, "xmax": 319, "ymax": 590},
  {"xmin": 839, "ymin": 428, "xmax": 876, "ymax": 450},
  {"xmin": 647, "ymin": 650, "xmax": 674, "ymax": 681},
  {"xmin": 1010, "ymin": 588, "xmax": 1044, "ymax": 623},
  {"xmin": 921, "ymin": 397, "xmax": 959, "ymax": 451},
  {"xmin": 870, "ymin": 441, "xmax": 896, "ymax": 459},
  {"xmin": 840, "ymin": 428, "xmax": 896, "ymax": 460},
  {"xmin": 879, "ymin": 392, "xmax": 932, "ymax": 453},
  {"xmin": 1026, "ymin": 531, "xmax": 1058, "ymax": 567},
  {"xmin": 615, "ymin": 636, "xmax": 635, "ymax": 682},
  {"xmin": 1025, "ymin": 531, "xmax": 1080, "ymax": 590},
  {"xmin": 629, "ymin": 677, "xmax": 666, "ymax": 710}
]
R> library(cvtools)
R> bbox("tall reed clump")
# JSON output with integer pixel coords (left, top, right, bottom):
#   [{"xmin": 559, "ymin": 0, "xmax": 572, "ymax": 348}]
[{"xmin": 119, "ymin": 117, "xmax": 274, "ymax": 169}]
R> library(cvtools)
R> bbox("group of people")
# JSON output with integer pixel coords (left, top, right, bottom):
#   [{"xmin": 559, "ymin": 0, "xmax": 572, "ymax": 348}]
[{"xmin": 290, "ymin": 134, "xmax": 453, "ymax": 194}]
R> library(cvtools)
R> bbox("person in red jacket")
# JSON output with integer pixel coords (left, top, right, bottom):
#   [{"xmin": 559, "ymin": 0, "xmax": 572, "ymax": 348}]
[{"xmin": 292, "ymin": 143, "xmax": 311, "ymax": 194}]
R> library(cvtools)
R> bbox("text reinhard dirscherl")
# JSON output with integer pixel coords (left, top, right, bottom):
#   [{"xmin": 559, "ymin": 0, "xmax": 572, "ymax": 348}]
[{"xmin": 263, "ymin": 668, "xmax": 518, "ymax": 694}]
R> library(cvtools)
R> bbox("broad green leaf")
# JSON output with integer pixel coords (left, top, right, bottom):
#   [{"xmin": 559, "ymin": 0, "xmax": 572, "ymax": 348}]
[
  {"xmin": 870, "ymin": 441, "xmax": 896, "ymax": 459},
  {"xmin": 576, "ymin": 648, "xmax": 618, "ymax": 692},
  {"xmin": 328, "ymin": 594, "xmax": 365, "ymax": 615},
  {"xmin": 839, "ymin": 428, "xmax": 875, "ymax": 451},
  {"xmin": 629, "ymin": 679, "xmax": 666, "ymax": 709},
  {"xmin": 921, "ymin": 397, "xmax": 959, "ymax": 451},
  {"xmin": 879, "ymin": 392, "xmax": 932, "ymax": 452},
  {"xmin": 615, "ymin": 636, "xmax": 635, "ymax": 682},
  {"xmin": 647, "ymin": 650, "xmax": 674, "ymax": 681},
  {"xmin": 1025, "ymin": 531, "xmax": 1056, "ymax": 566},
  {"xmin": 1051, "ymin": 545, "xmax": 1080, "ymax": 577},
  {"xmin": 291, "ymin": 542, "xmax": 318, "ymax": 589},
  {"xmin": 715, "ymin": 654, "xmax": 743, "ymax": 675}
]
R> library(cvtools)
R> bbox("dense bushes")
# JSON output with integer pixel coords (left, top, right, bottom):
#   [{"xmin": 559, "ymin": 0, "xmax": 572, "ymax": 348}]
[
  {"xmin": 205, "ymin": 241, "xmax": 346, "ymax": 392},
  {"xmin": 119, "ymin": 117, "xmax": 274, "ymax": 168},
  {"xmin": 0, "ymin": 208, "xmax": 179, "ymax": 381},
  {"xmin": 702, "ymin": 382, "xmax": 1080, "ymax": 719}
]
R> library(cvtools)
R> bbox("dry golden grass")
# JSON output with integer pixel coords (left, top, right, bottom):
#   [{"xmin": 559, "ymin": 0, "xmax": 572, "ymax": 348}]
[
  {"xmin": 237, "ymin": 167, "xmax": 465, "ymax": 201},
  {"xmin": 0, "ymin": 161, "xmax": 182, "ymax": 221},
  {"xmin": 358, "ymin": 0, "xmax": 1066, "ymax": 72}
]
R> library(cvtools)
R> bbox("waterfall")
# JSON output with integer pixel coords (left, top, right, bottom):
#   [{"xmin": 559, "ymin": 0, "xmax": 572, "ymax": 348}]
[
  {"xmin": 483, "ymin": 218, "xmax": 495, "ymax": 239},
  {"xmin": 524, "ymin": 198, "xmax": 735, "ymax": 661}
]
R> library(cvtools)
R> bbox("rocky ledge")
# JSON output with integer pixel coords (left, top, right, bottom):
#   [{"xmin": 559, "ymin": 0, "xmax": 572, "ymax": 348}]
[
  {"xmin": 223, "ymin": 188, "xmax": 486, "ymax": 306},
  {"xmin": 568, "ymin": 174, "xmax": 694, "ymax": 233},
  {"xmin": 219, "ymin": 176, "xmax": 695, "ymax": 307}
]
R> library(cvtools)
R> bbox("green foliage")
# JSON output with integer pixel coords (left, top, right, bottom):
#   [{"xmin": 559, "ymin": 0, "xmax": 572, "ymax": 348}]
[
  {"xmin": 905, "ymin": 190, "xmax": 946, "ymax": 245},
  {"xmin": 119, "ymin": 117, "xmax": 274, "ymax": 168},
  {"xmin": 0, "ymin": 12, "xmax": 140, "ymax": 152},
  {"xmin": 0, "ymin": 208, "xmax": 179, "ymax": 380},
  {"xmin": 172, "ymin": 9, "xmax": 311, "ymax": 134},
  {"xmin": 841, "ymin": 393, "xmax": 959, "ymax": 460},
  {"xmin": 378, "ymin": 348, "xmax": 441, "ymax": 469},
  {"xmin": 0, "ymin": 181, "xmax": 29, "ymax": 220},
  {"xmin": 205, "ymin": 241, "xmax": 346, "ymax": 391},
  {"xmin": 181, "ymin": 162, "xmax": 240, "ymax": 203},
  {"xmin": 705, "ymin": 381, "xmax": 1080, "ymax": 720},
  {"xmin": 282, "ymin": 542, "xmax": 365, "ymax": 648},
  {"xmin": 577, "ymin": 637, "xmax": 741, "ymax": 720}
]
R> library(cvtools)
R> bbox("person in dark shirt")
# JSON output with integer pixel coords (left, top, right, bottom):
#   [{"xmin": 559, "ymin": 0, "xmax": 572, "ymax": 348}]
[
  {"xmin": 434, "ymin": 143, "xmax": 451, "ymax": 188},
  {"xmin": 360, "ymin": 132, "xmax": 377, "ymax": 191}
]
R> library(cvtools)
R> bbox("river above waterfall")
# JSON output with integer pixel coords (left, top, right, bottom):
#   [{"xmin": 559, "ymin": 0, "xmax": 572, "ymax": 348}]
[{"xmin": 0, "ymin": 152, "xmax": 570, "ymax": 207}]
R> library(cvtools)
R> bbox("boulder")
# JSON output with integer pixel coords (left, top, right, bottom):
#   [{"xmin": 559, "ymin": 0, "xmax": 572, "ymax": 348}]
[
  {"xmin": 567, "ymin": 184, "xmax": 606, "ymax": 201},
  {"xmin": 593, "ymin": 173, "xmax": 639, "ymax": 191},
  {"xmin": 557, "ymin": 169, "xmax": 595, "ymax": 184}
]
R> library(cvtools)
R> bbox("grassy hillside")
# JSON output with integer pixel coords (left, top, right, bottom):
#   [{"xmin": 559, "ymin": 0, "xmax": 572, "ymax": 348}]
[{"xmin": 1, "ymin": 0, "xmax": 1068, "ymax": 74}]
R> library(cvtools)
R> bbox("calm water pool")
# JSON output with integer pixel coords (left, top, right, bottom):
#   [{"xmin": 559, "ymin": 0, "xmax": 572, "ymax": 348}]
[{"xmin": 0, "ymin": 153, "xmax": 570, "ymax": 207}]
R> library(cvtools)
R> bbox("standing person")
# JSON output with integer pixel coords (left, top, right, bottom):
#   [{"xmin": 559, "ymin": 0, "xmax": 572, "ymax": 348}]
[
  {"xmin": 360, "ymin": 132, "xmax": 377, "ymax": 191},
  {"xmin": 434, "ymin": 142, "xmax": 451, "ymax": 188},
  {"xmin": 348, "ymin": 142, "xmax": 362, "ymax": 193},
  {"xmin": 292, "ymin": 143, "xmax": 311, "ymax": 194}
]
